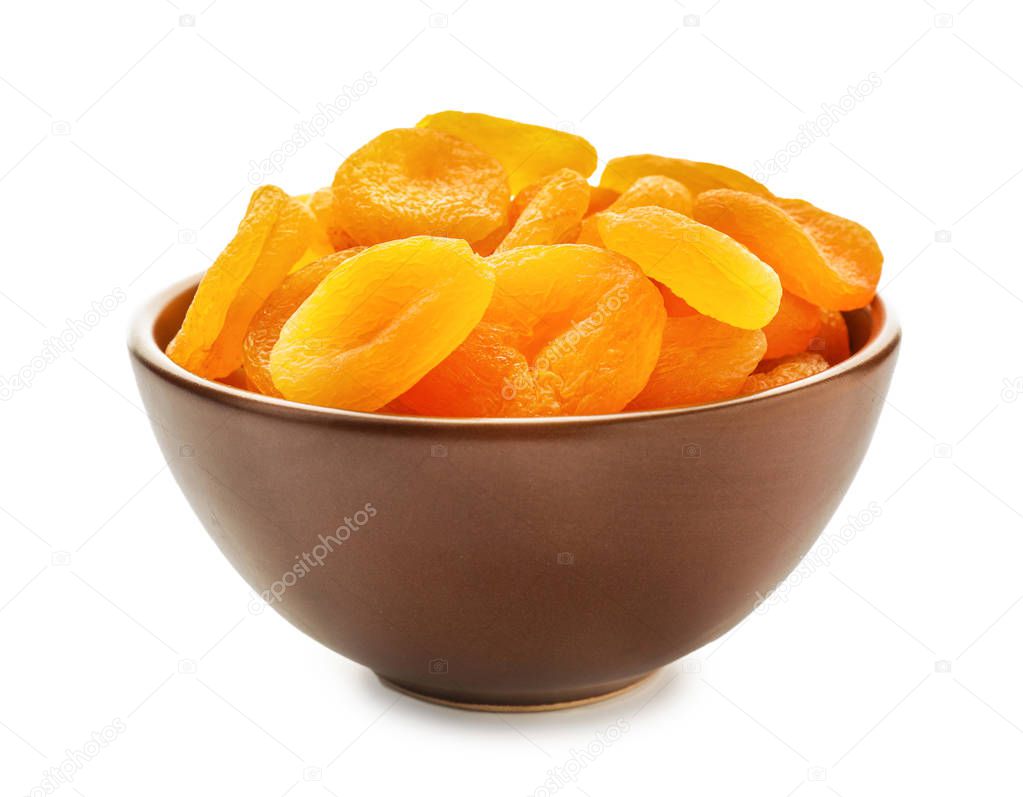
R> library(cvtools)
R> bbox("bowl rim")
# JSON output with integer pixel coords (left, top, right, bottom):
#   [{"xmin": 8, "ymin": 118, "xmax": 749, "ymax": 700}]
[{"xmin": 129, "ymin": 272, "xmax": 901, "ymax": 428}]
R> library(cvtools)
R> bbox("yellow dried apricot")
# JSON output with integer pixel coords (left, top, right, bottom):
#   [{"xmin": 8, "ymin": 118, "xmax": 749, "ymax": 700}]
[
  {"xmin": 167, "ymin": 185, "xmax": 314, "ymax": 378},
  {"xmin": 585, "ymin": 186, "xmax": 620, "ymax": 216},
  {"xmin": 332, "ymin": 128, "xmax": 509, "ymax": 245},
  {"xmin": 577, "ymin": 175, "xmax": 693, "ymax": 246},
  {"xmin": 400, "ymin": 244, "xmax": 666, "ymax": 417},
  {"xmin": 597, "ymin": 206, "xmax": 781, "ymax": 330},
  {"xmin": 305, "ymin": 187, "xmax": 357, "ymax": 250},
  {"xmin": 600, "ymin": 154, "xmax": 770, "ymax": 197},
  {"xmin": 761, "ymin": 291, "xmax": 822, "ymax": 359},
  {"xmin": 810, "ymin": 309, "xmax": 851, "ymax": 365},
  {"xmin": 628, "ymin": 316, "xmax": 766, "ymax": 410},
  {"xmin": 269, "ymin": 237, "xmax": 494, "ymax": 411},
  {"xmin": 740, "ymin": 352, "xmax": 829, "ymax": 396},
  {"xmin": 243, "ymin": 247, "xmax": 365, "ymax": 396},
  {"xmin": 694, "ymin": 190, "xmax": 882, "ymax": 310},
  {"xmin": 418, "ymin": 110, "xmax": 597, "ymax": 193},
  {"xmin": 495, "ymin": 168, "xmax": 590, "ymax": 252}
]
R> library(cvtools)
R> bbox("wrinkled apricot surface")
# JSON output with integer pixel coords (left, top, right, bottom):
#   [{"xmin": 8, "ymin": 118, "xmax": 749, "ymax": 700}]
[
  {"xmin": 167, "ymin": 185, "xmax": 313, "ymax": 378},
  {"xmin": 305, "ymin": 187, "xmax": 357, "ymax": 251},
  {"xmin": 597, "ymin": 206, "xmax": 782, "ymax": 330},
  {"xmin": 600, "ymin": 154, "xmax": 770, "ymax": 197},
  {"xmin": 496, "ymin": 168, "xmax": 590, "ymax": 252},
  {"xmin": 332, "ymin": 128, "xmax": 509, "ymax": 246},
  {"xmin": 243, "ymin": 247, "xmax": 364, "ymax": 396},
  {"xmin": 741, "ymin": 353, "xmax": 829, "ymax": 396},
  {"xmin": 628, "ymin": 316, "xmax": 766, "ymax": 410},
  {"xmin": 694, "ymin": 189, "xmax": 882, "ymax": 310},
  {"xmin": 401, "ymin": 245, "xmax": 665, "ymax": 417},
  {"xmin": 269, "ymin": 237, "xmax": 494, "ymax": 411},
  {"xmin": 419, "ymin": 111, "xmax": 597, "ymax": 193}
]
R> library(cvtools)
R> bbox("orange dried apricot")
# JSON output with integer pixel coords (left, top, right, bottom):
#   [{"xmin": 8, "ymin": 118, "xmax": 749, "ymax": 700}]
[
  {"xmin": 694, "ymin": 190, "xmax": 882, "ymax": 311},
  {"xmin": 628, "ymin": 316, "xmax": 766, "ymax": 410},
  {"xmin": 596, "ymin": 206, "xmax": 781, "ymax": 329},
  {"xmin": 167, "ymin": 185, "xmax": 314, "ymax": 378},
  {"xmin": 332, "ymin": 128, "xmax": 508, "ymax": 245},
  {"xmin": 586, "ymin": 186, "xmax": 620, "ymax": 216},
  {"xmin": 600, "ymin": 154, "xmax": 770, "ymax": 197},
  {"xmin": 495, "ymin": 168, "xmax": 590, "ymax": 252},
  {"xmin": 269, "ymin": 237, "xmax": 494, "ymax": 411},
  {"xmin": 577, "ymin": 175, "xmax": 693, "ymax": 246},
  {"xmin": 655, "ymin": 280, "xmax": 698, "ymax": 317},
  {"xmin": 418, "ymin": 111, "xmax": 597, "ymax": 193},
  {"xmin": 243, "ymin": 247, "xmax": 365, "ymax": 396},
  {"xmin": 761, "ymin": 291, "xmax": 822, "ymax": 359},
  {"xmin": 810, "ymin": 309, "xmax": 851, "ymax": 365},
  {"xmin": 400, "ymin": 244, "xmax": 666, "ymax": 417},
  {"xmin": 740, "ymin": 352, "xmax": 829, "ymax": 396}
]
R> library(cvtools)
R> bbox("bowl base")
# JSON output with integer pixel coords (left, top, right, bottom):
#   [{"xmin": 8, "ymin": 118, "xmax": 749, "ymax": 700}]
[{"xmin": 376, "ymin": 670, "xmax": 657, "ymax": 713}]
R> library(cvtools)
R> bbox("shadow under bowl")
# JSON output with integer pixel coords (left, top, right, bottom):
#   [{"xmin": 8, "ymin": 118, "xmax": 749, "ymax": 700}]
[{"xmin": 129, "ymin": 276, "xmax": 900, "ymax": 710}]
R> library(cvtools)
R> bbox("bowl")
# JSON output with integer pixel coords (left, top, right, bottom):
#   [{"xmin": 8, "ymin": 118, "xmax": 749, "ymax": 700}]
[{"xmin": 129, "ymin": 275, "xmax": 900, "ymax": 710}]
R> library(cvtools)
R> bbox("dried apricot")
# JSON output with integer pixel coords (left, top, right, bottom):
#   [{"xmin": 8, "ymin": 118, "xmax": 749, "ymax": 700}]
[
  {"xmin": 243, "ymin": 247, "xmax": 365, "ymax": 396},
  {"xmin": 332, "ymin": 128, "xmax": 508, "ymax": 245},
  {"xmin": 577, "ymin": 175, "xmax": 693, "ymax": 246},
  {"xmin": 418, "ymin": 110, "xmax": 597, "ymax": 193},
  {"xmin": 305, "ymin": 187, "xmax": 356, "ymax": 250},
  {"xmin": 810, "ymin": 309, "xmax": 851, "ymax": 365},
  {"xmin": 740, "ymin": 352, "xmax": 829, "ymax": 396},
  {"xmin": 167, "ymin": 185, "xmax": 314, "ymax": 378},
  {"xmin": 655, "ymin": 280, "xmax": 698, "ymax": 317},
  {"xmin": 400, "ymin": 244, "xmax": 666, "ymax": 417},
  {"xmin": 628, "ymin": 316, "xmax": 766, "ymax": 410},
  {"xmin": 586, "ymin": 186, "xmax": 620, "ymax": 216},
  {"xmin": 596, "ymin": 206, "xmax": 781, "ymax": 330},
  {"xmin": 694, "ymin": 190, "xmax": 882, "ymax": 311},
  {"xmin": 761, "ymin": 291, "xmax": 822, "ymax": 359},
  {"xmin": 269, "ymin": 237, "xmax": 494, "ymax": 411},
  {"xmin": 600, "ymin": 154, "xmax": 770, "ymax": 197},
  {"xmin": 495, "ymin": 168, "xmax": 590, "ymax": 252}
]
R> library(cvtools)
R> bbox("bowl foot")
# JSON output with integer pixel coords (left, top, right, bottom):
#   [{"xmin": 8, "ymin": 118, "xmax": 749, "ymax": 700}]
[{"xmin": 376, "ymin": 670, "xmax": 658, "ymax": 713}]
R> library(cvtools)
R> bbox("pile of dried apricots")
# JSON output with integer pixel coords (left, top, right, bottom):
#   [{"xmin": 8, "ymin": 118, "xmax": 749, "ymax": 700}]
[{"xmin": 167, "ymin": 111, "xmax": 882, "ymax": 417}]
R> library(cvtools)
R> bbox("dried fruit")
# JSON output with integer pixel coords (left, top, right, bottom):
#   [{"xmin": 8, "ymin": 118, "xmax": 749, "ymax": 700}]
[
  {"xmin": 269, "ymin": 237, "xmax": 494, "ymax": 411},
  {"xmin": 811, "ymin": 309, "xmax": 851, "ymax": 365},
  {"xmin": 418, "ymin": 110, "xmax": 597, "ymax": 193},
  {"xmin": 740, "ymin": 352, "xmax": 829, "ymax": 396},
  {"xmin": 600, "ymin": 154, "xmax": 770, "ymax": 197},
  {"xmin": 243, "ymin": 247, "xmax": 365, "ymax": 396},
  {"xmin": 496, "ymin": 168, "xmax": 590, "ymax": 252},
  {"xmin": 332, "ymin": 127, "xmax": 509, "ymax": 245},
  {"xmin": 167, "ymin": 185, "xmax": 314, "ymax": 378},
  {"xmin": 585, "ymin": 186, "xmax": 620, "ymax": 216},
  {"xmin": 597, "ymin": 206, "xmax": 781, "ymax": 329},
  {"xmin": 628, "ymin": 316, "xmax": 766, "ymax": 410},
  {"xmin": 694, "ymin": 190, "xmax": 882, "ymax": 310},
  {"xmin": 577, "ymin": 174, "xmax": 693, "ymax": 246},
  {"xmin": 305, "ymin": 187, "xmax": 357, "ymax": 250},
  {"xmin": 655, "ymin": 280, "xmax": 698, "ymax": 317},
  {"xmin": 761, "ymin": 291, "xmax": 822, "ymax": 359},
  {"xmin": 401, "ymin": 244, "xmax": 666, "ymax": 417}
]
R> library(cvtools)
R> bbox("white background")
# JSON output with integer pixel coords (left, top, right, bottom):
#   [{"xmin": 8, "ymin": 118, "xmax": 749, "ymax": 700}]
[{"xmin": 2, "ymin": 0, "xmax": 1021, "ymax": 794}]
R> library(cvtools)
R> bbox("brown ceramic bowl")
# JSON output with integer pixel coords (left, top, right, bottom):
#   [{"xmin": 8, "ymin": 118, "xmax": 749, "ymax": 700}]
[{"xmin": 129, "ymin": 275, "xmax": 899, "ymax": 710}]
